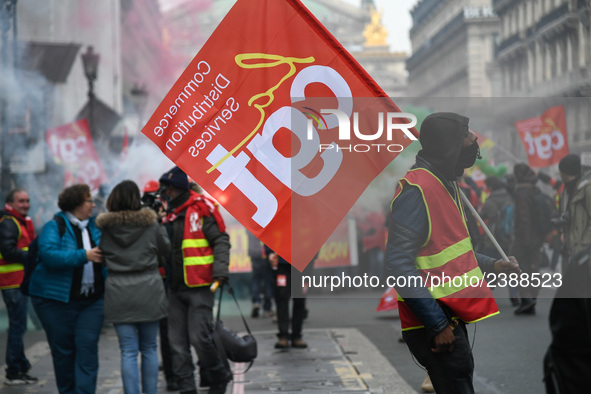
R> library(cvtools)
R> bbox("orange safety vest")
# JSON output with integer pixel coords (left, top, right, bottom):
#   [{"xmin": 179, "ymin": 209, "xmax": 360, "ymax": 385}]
[
  {"xmin": 0, "ymin": 215, "xmax": 34, "ymax": 290},
  {"xmin": 393, "ymin": 168, "xmax": 499, "ymax": 331},
  {"xmin": 171, "ymin": 192, "xmax": 226, "ymax": 287}
]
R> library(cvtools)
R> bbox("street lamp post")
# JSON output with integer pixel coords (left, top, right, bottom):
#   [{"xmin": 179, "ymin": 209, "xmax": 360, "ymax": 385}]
[
  {"xmin": 81, "ymin": 46, "xmax": 100, "ymax": 139},
  {"xmin": 130, "ymin": 83, "xmax": 149, "ymax": 128}
]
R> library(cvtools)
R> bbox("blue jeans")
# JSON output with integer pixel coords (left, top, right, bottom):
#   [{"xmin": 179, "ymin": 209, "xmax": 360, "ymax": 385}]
[
  {"xmin": 32, "ymin": 296, "xmax": 104, "ymax": 394},
  {"xmin": 114, "ymin": 321, "xmax": 159, "ymax": 394},
  {"xmin": 1, "ymin": 288, "xmax": 31, "ymax": 375}
]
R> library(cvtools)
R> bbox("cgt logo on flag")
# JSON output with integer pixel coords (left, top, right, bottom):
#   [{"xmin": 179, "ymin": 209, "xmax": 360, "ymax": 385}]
[
  {"xmin": 515, "ymin": 106, "xmax": 569, "ymax": 168},
  {"xmin": 142, "ymin": 0, "xmax": 417, "ymax": 270},
  {"xmin": 46, "ymin": 119, "xmax": 109, "ymax": 191}
]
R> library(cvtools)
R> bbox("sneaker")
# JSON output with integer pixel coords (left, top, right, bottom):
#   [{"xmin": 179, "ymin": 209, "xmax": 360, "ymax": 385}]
[
  {"xmin": 199, "ymin": 369, "xmax": 212, "ymax": 389},
  {"xmin": 514, "ymin": 299, "xmax": 536, "ymax": 315},
  {"xmin": 251, "ymin": 305, "xmax": 260, "ymax": 318},
  {"xmin": 421, "ymin": 375, "xmax": 434, "ymax": 393},
  {"xmin": 291, "ymin": 338, "xmax": 308, "ymax": 348},
  {"xmin": 20, "ymin": 373, "xmax": 38, "ymax": 383},
  {"xmin": 208, "ymin": 368, "xmax": 232, "ymax": 394},
  {"xmin": 5, "ymin": 373, "xmax": 27, "ymax": 386},
  {"xmin": 274, "ymin": 338, "xmax": 289, "ymax": 349},
  {"xmin": 166, "ymin": 376, "xmax": 180, "ymax": 391}
]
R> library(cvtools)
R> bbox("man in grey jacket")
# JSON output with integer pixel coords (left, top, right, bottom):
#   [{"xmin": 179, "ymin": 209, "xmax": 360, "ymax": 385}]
[
  {"xmin": 159, "ymin": 166, "xmax": 232, "ymax": 394},
  {"xmin": 559, "ymin": 154, "xmax": 591, "ymax": 262}
]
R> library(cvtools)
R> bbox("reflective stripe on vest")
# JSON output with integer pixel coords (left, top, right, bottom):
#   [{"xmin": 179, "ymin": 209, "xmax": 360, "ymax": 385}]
[
  {"xmin": 415, "ymin": 237, "xmax": 473, "ymax": 270},
  {"xmin": 392, "ymin": 168, "xmax": 499, "ymax": 330},
  {"xmin": 182, "ymin": 210, "xmax": 214, "ymax": 287},
  {"xmin": 0, "ymin": 216, "xmax": 29, "ymax": 289}
]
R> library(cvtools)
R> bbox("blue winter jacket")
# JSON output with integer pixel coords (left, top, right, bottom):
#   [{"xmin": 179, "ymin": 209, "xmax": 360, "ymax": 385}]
[{"xmin": 29, "ymin": 212, "xmax": 104, "ymax": 303}]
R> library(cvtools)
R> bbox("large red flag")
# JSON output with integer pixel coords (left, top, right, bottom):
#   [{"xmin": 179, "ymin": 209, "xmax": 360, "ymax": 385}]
[
  {"xmin": 515, "ymin": 106, "xmax": 569, "ymax": 168},
  {"xmin": 46, "ymin": 119, "xmax": 109, "ymax": 191},
  {"xmin": 142, "ymin": 0, "xmax": 417, "ymax": 270}
]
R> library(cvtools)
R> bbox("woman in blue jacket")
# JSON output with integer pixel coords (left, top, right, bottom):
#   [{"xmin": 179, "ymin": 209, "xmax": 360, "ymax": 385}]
[{"xmin": 29, "ymin": 184, "xmax": 105, "ymax": 394}]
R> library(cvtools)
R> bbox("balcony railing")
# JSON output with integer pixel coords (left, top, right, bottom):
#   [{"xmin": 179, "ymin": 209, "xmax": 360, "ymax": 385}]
[
  {"xmin": 411, "ymin": 0, "xmax": 441, "ymax": 29},
  {"xmin": 492, "ymin": 0, "xmax": 515, "ymax": 15},
  {"xmin": 495, "ymin": 32, "xmax": 520, "ymax": 55},
  {"xmin": 407, "ymin": 12, "xmax": 465, "ymax": 69},
  {"xmin": 536, "ymin": 3, "xmax": 569, "ymax": 31}
]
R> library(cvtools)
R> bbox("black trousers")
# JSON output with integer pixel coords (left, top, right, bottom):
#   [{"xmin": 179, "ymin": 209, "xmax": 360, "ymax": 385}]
[
  {"xmin": 159, "ymin": 316, "xmax": 174, "ymax": 380},
  {"xmin": 402, "ymin": 322, "xmax": 475, "ymax": 394},
  {"xmin": 274, "ymin": 263, "xmax": 306, "ymax": 340}
]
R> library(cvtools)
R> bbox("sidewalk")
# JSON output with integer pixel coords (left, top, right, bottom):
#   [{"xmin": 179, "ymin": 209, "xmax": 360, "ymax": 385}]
[{"xmin": 0, "ymin": 326, "xmax": 416, "ymax": 394}]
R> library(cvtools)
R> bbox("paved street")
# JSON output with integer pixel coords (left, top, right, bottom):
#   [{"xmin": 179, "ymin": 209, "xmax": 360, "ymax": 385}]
[{"xmin": 0, "ymin": 285, "xmax": 554, "ymax": 393}]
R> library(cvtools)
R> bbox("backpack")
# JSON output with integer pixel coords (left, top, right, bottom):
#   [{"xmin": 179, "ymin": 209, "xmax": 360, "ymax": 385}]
[
  {"xmin": 532, "ymin": 192, "xmax": 558, "ymax": 238},
  {"xmin": 20, "ymin": 215, "xmax": 66, "ymax": 296},
  {"xmin": 498, "ymin": 204, "xmax": 514, "ymax": 238}
]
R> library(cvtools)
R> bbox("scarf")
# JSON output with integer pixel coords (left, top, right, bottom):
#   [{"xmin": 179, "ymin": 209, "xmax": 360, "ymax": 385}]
[{"xmin": 65, "ymin": 212, "xmax": 94, "ymax": 296}]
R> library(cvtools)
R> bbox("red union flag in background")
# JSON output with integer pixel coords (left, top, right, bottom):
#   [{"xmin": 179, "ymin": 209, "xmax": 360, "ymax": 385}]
[
  {"xmin": 515, "ymin": 106, "xmax": 569, "ymax": 168},
  {"xmin": 46, "ymin": 119, "xmax": 109, "ymax": 191},
  {"xmin": 142, "ymin": 0, "xmax": 417, "ymax": 270}
]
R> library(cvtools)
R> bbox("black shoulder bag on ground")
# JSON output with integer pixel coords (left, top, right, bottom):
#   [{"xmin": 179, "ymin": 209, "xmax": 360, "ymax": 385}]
[{"xmin": 213, "ymin": 283, "xmax": 258, "ymax": 373}]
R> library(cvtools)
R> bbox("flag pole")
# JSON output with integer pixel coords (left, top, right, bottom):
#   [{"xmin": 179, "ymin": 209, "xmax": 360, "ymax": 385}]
[
  {"xmin": 491, "ymin": 142, "xmax": 522, "ymax": 163},
  {"xmin": 459, "ymin": 189, "xmax": 510, "ymax": 262}
]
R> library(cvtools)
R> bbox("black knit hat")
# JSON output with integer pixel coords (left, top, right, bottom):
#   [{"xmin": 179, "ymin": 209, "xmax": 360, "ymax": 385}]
[
  {"xmin": 513, "ymin": 163, "xmax": 537, "ymax": 183},
  {"xmin": 558, "ymin": 154, "xmax": 581, "ymax": 176},
  {"xmin": 159, "ymin": 166, "xmax": 189, "ymax": 191}
]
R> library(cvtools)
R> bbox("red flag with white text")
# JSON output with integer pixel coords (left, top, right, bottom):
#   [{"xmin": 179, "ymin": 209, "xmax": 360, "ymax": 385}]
[
  {"xmin": 515, "ymin": 106, "xmax": 569, "ymax": 168},
  {"xmin": 141, "ymin": 0, "xmax": 417, "ymax": 270},
  {"xmin": 46, "ymin": 119, "xmax": 109, "ymax": 191}
]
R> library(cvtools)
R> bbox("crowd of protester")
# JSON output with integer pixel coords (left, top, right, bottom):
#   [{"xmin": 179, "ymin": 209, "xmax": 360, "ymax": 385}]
[{"xmin": 1, "ymin": 151, "xmax": 590, "ymax": 393}]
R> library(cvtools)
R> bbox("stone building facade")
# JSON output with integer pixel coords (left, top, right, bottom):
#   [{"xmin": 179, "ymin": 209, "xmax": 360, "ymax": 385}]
[
  {"xmin": 493, "ymin": 0, "xmax": 591, "ymax": 155},
  {"xmin": 407, "ymin": 0, "xmax": 500, "ymax": 98},
  {"xmin": 406, "ymin": 0, "xmax": 591, "ymax": 162},
  {"xmin": 162, "ymin": 0, "xmax": 409, "ymax": 98}
]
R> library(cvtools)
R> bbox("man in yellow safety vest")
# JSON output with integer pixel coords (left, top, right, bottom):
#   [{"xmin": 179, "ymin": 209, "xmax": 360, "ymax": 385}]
[
  {"xmin": 385, "ymin": 113, "xmax": 521, "ymax": 393},
  {"xmin": 0, "ymin": 188, "xmax": 38, "ymax": 385}
]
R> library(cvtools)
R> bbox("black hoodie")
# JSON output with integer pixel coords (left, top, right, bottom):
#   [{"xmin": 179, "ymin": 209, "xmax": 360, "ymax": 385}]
[{"xmin": 417, "ymin": 112, "xmax": 470, "ymax": 182}]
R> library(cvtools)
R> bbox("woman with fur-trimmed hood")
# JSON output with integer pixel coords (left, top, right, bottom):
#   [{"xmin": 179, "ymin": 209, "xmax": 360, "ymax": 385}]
[{"xmin": 96, "ymin": 180, "xmax": 170, "ymax": 394}]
